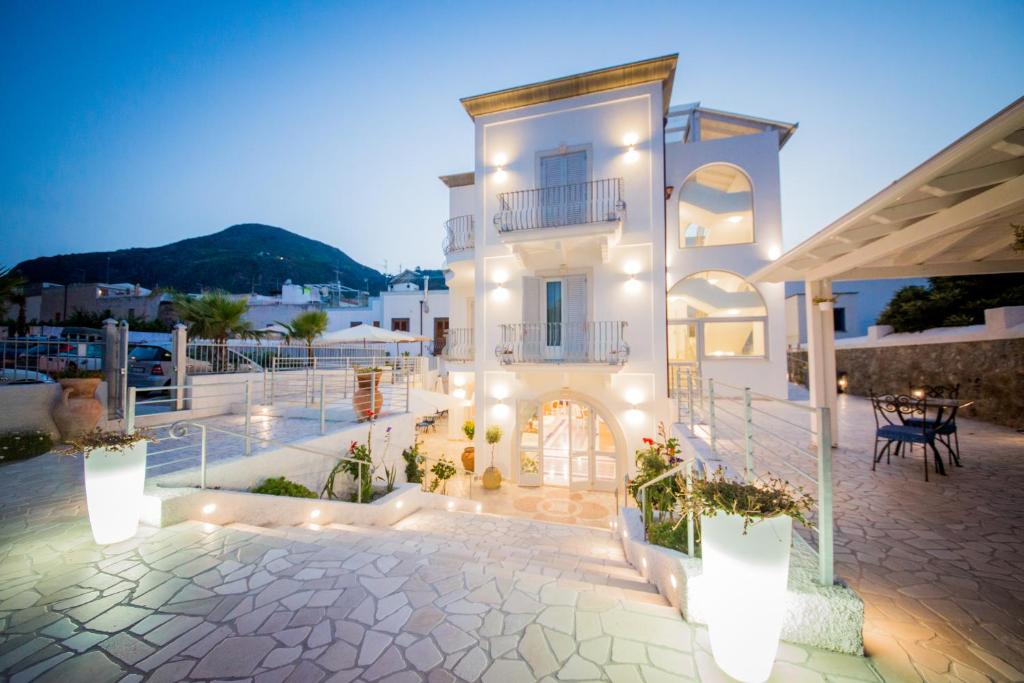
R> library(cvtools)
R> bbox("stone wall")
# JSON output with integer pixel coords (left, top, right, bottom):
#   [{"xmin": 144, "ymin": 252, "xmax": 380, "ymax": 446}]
[{"xmin": 788, "ymin": 339, "xmax": 1024, "ymax": 428}]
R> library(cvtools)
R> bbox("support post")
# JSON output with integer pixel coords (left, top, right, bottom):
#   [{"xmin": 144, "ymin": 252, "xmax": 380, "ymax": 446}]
[
  {"xmin": 200, "ymin": 424, "xmax": 208, "ymax": 490},
  {"xmin": 319, "ymin": 376, "xmax": 326, "ymax": 435},
  {"xmin": 744, "ymin": 387, "xmax": 754, "ymax": 482},
  {"xmin": 125, "ymin": 387, "xmax": 137, "ymax": 434},
  {"xmin": 117, "ymin": 320, "xmax": 129, "ymax": 419},
  {"xmin": 817, "ymin": 406, "xmax": 834, "ymax": 586},
  {"xmin": 370, "ymin": 366, "xmax": 377, "ymax": 419},
  {"xmin": 708, "ymin": 379, "xmax": 717, "ymax": 459},
  {"xmin": 805, "ymin": 279, "xmax": 839, "ymax": 445},
  {"xmin": 244, "ymin": 382, "xmax": 252, "ymax": 456},
  {"xmin": 172, "ymin": 323, "xmax": 187, "ymax": 411},
  {"xmin": 686, "ymin": 461, "xmax": 695, "ymax": 558},
  {"xmin": 102, "ymin": 318, "xmax": 119, "ymax": 419}
]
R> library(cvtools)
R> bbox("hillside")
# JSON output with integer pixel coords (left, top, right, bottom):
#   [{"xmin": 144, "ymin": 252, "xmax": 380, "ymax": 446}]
[{"xmin": 12, "ymin": 224, "xmax": 389, "ymax": 295}]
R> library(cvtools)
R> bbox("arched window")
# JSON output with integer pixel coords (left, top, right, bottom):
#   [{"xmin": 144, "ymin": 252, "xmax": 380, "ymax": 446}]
[
  {"xmin": 668, "ymin": 271, "xmax": 767, "ymax": 360},
  {"xmin": 679, "ymin": 164, "xmax": 753, "ymax": 248}
]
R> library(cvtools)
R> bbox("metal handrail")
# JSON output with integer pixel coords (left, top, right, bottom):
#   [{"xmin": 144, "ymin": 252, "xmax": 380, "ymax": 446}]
[
  {"xmin": 163, "ymin": 419, "xmax": 372, "ymax": 502},
  {"xmin": 635, "ymin": 460, "xmax": 697, "ymax": 557},
  {"xmin": 441, "ymin": 328, "xmax": 474, "ymax": 362},
  {"xmin": 494, "ymin": 177, "xmax": 625, "ymax": 233},
  {"xmin": 442, "ymin": 215, "xmax": 474, "ymax": 255}
]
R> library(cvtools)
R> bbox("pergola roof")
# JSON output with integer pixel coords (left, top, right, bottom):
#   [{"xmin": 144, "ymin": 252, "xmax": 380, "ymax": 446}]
[
  {"xmin": 460, "ymin": 54, "xmax": 678, "ymax": 120},
  {"xmin": 753, "ymin": 96, "xmax": 1024, "ymax": 283}
]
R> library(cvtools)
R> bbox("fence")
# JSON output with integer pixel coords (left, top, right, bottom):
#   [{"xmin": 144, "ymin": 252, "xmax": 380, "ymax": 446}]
[
  {"xmin": 672, "ymin": 367, "xmax": 834, "ymax": 586},
  {"xmin": 496, "ymin": 321, "xmax": 629, "ymax": 365},
  {"xmin": 185, "ymin": 342, "xmax": 427, "ymax": 375},
  {"xmin": 495, "ymin": 178, "xmax": 625, "ymax": 233},
  {"xmin": 0, "ymin": 337, "xmax": 105, "ymax": 377}
]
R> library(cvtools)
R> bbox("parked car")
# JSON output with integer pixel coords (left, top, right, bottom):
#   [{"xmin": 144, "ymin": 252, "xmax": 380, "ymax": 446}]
[
  {"xmin": 127, "ymin": 343, "xmax": 211, "ymax": 389},
  {"xmin": 37, "ymin": 342, "xmax": 104, "ymax": 373},
  {"xmin": 0, "ymin": 368, "xmax": 55, "ymax": 385}
]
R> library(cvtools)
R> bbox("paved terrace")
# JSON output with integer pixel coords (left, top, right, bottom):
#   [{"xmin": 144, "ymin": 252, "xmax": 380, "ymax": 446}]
[{"xmin": 0, "ymin": 398, "xmax": 1020, "ymax": 682}]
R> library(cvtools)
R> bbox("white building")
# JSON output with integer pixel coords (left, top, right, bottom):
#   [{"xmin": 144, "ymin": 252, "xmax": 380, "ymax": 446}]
[{"xmin": 439, "ymin": 54, "xmax": 795, "ymax": 491}]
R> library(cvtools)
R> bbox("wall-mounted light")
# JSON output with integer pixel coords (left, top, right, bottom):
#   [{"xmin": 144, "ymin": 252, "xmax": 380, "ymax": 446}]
[
  {"xmin": 453, "ymin": 388, "xmax": 466, "ymax": 400},
  {"xmin": 492, "ymin": 270, "xmax": 509, "ymax": 302},
  {"xmin": 767, "ymin": 245, "xmax": 782, "ymax": 261},
  {"xmin": 493, "ymin": 153, "xmax": 508, "ymax": 183},
  {"xmin": 837, "ymin": 372, "xmax": 849, "ymax": 394},
  {"xmin": 726, "ymin": 308, "xmax": 740, "ymax": 316},
  {"xmin": 623, "ymin": 132, "xmax": 639, "ymax": 164},
  {"xmin": 492, "ymin": 401, "xmax": 510, "ymax": 420},
  {"xmin": 452, "ymin": 374, "xmax": 466, "ymax": 388},
  {"xmin": 727, "ymin": 215, "xmax": 744, "ymax": 224},
  {"xmin": 624, "ymin": 261, "xmax": 642, "ymax": 294}
]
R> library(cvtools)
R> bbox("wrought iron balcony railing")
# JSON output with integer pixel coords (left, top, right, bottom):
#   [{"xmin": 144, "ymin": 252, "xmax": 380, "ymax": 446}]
[
  {"xmin": 495, "ymin": 321, "xmax": 629, "ymax": 365},
  {"xmin": 441, "ymin": 327, "xmax": 474, "ymax": 362},
  {"xmin": 494, "ymin": 178, "xmax": 625, "ymax": 234},
  {"xmin": 442, "ymin": 215, "xmax": 474, "ymax": 255}
]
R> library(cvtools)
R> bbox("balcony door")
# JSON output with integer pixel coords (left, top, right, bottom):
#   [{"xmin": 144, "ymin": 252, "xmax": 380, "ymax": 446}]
[
  {"xmin": 525, "ymin": 274, "xmax": 587, "ymax": 362},
  {"xmin": 540, "ymin": 151, "xmax": 588, "ymax": 227}
]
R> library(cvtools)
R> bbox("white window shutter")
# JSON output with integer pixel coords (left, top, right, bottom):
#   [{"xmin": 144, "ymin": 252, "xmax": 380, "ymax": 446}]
[
  {"xmin": 565, "ymin": 274, "xmax": 587, "ymax": 360},
  {"xmin": 566, "ymin": 151, "xmax": 587, "ymax": 184},
  {"xmin": 522, "ymin": 276, "xmax": 542, "ymax": 358}
]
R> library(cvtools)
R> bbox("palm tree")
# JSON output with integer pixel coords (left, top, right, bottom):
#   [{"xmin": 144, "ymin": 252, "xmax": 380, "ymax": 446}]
[
  {"xmin": 277, "ymin": 310, "xmax": 328, "ymax": 364},
  {"xmin": 0, "ymin": 266, "xmax": 27, "ymax": 335},
  {"xmin": 173, "ymin": 292, "xmax": 264, "ymax": 371}
]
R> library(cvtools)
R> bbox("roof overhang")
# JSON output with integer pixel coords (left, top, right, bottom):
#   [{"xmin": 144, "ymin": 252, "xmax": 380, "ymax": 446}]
[
  {"xmin": 439, "ymin": 172, "xmax": 474, "ymax": 188},
  {"xmin": 753, "ymin": 96, "xmax": 1024, "ymax": 283},
  {"xmin": 460, "ymin": 54, "xmax": 678, "ymax": 120}
]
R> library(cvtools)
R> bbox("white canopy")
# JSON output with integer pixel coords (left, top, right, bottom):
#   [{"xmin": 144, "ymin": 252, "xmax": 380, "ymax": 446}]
[{"xmin": 319, "ymin": 323, "xmax": 429, "ymax": 345}]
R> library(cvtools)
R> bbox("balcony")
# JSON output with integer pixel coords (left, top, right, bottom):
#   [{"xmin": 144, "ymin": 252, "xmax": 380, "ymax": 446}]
[
  {"xmin": 442, "ymin": 215, "xmax": 474, "ymax": 256},
  {"xmin": 442, "ymin": 327, "xmax": 474, "ymax": 362},
  {"xmin": 494, "ymin": 178, "xmax": 625, "ymax": 234},
  {"xmin": 495, "ymin": 321, "xmax": 629, "ymax": 366}
]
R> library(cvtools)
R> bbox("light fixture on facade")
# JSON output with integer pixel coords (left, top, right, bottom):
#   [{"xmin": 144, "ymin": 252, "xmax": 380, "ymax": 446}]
[
  {"xmin": 767, "ymin": 245, "xmax": 782, "ymax": 261},
  {"xmin": 624, "ymin": 261, "xmax": 642, "ymax": 294},
  {"xmin": 493, "ymin": 153, "xmax": 508, "ymax": 183},
  {"xmin": 837, "ymin": 372, "xmax": 849, "ymax": 394},
  {"xmin": 727, "ymin": 215, "xmax": 744, "ymax": 223},
  {"xmin": 202, "ymin": 503, "xmax": 216, "ymax": 515},
  {"xmin": 623, "ymin": 132, "xmax": 639, "ymax": 163},
  {"xmin": 452, "ymin": 374, "xmax": 466, "ymax": 388},
  {"xmin": 726, "ymin": 308, "xmax": 740, "ymax": 315},
  {"xmin": 453, "ymin": 388, "xmax": 466, "ymax": 400}
]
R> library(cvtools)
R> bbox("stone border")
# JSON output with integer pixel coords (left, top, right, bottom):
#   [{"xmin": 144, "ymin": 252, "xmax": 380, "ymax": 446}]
[{"xmin": 617, "ymin": 506, "xmax": 865, "ymax": 655}]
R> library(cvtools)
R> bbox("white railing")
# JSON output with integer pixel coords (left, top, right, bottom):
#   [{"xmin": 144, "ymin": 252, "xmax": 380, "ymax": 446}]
[
  {"xmin": 442, "ymin": 328, "xmax": 474, "ymax": 362},
  {"xmin": 673, "ymin": 368, "xmax": 835, "ymax": 586},
  {"xmin": 635, "ymin": 460, "xmax": 697, "ymax": 557},
  {"xmin": 496, "ymin": 321, "xmax": 629, "ymax": 365},
  {"xmin": 494, "ymin": 178, "xmax": 625, "ymax": 233},
  {"xmin": 442, "ymin": 215, "xmax": 474, "ymax": 255}
]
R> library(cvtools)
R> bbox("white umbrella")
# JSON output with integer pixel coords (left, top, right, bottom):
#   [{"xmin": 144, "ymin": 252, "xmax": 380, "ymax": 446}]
[{"xmin": 319, "ymin": 324, "xmax": 428, "ymax": 344}]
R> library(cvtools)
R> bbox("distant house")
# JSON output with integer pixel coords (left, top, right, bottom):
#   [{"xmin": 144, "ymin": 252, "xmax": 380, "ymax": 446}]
[{"xmin": 784, "ymin": 278, "xmax": 926, "ymax": 348}]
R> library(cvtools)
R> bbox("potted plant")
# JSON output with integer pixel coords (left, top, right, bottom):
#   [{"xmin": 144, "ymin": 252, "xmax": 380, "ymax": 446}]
[
  {"xmin": 677, "ymin": 468, "xmax": 813, "ymax": 683},
  {"xmin": 428, "ymin": 457, "xmax": 457, "ymax": 495},
  {"xmin": 50, "ymin": 368, "xmax": 104, "ymax": 440},
  {"xmin": 63, "ymin": 428, "xmax": 156, "ymax": 545},
  {"xmin": 482, "ymin": 425, "xmax": 503, "ymax": 490},
  {"xmin": 812, "ymin": 296, "xmax": 836, "ymax": 312},
  {"xmin": 353, "ymin": 366, "xmax": 384, "ymax": 420},
  {"xmin": 518, "ymin": 453, "xmax": 540, "ymax": 487},
  {"xmin": 460, "ymin": 419, "xmax": 475, "ymax": 472}
]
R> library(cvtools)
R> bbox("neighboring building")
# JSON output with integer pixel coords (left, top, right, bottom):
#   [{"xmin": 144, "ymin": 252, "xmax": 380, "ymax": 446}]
[
  {"xmin": 438, "ymin": 54, "xmax": 794, "ymax": 492},
  {"xmin": 7, "ymin": 282, "xmax": 176, "ymax": 325},
  {"xmin": 784, "ymin": 278, "xmax": 927, "ymax": 348},
  {"xmin": 380, "ymin": 270, "xmax": 450, "ymax": 356}
]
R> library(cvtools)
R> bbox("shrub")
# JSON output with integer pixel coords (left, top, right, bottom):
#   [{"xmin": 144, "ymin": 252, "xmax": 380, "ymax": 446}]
[
  {"xmin": 402, "ymin": 443, "xmax": 424, "ymax": 483},
  {"xmin": 428, "ymin": 457, "xmax": 457, "ymax": 494},
  {"xmin": 0, "ymin": 430, "xmax": 54, "ymax": 463},
  {"xmin": 462, "ymin": 420, "xmax": 475, "ymax": 440},
  {"xmin": 251, "ymin": 476, "xmax": 317, "ymax": 498},
  {"xmin": 628, "ymin": 423, "xmax": 681, "ymax": 514},
  {"xmin": 676, "ymin": 467, "xmax": 814, "ymax": 533},
  {"xmin": 647, "ymin": 518, "xmax": 698, "ymax": 556}
]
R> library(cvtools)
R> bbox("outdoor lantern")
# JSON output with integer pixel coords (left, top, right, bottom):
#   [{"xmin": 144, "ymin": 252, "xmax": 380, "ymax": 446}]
[
  {"xmin": 837, "ymin": 371, "xmax": 849, "ymax": 394},
  {"xmin": 83, "ymin": 441, "xmax": 149, "ymax": 545}
]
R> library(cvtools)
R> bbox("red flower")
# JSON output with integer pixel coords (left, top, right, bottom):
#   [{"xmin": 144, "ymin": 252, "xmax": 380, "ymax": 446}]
[{"xmin": 642, "ymin": 437, "xmax": 654, "ymax": 446}]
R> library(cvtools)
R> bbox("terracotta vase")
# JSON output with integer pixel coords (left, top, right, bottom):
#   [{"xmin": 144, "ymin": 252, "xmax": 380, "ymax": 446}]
[
  {"xmin": 461, "ymin": 446, "xmax": 475, "ymax": 473},
  {"xmin": 353, "ymin": 370, "xmax": 384, "ymax": 421},
  {"xmin": 53, "ymin": 378, "xmax": 102, "ymax": 441},
  {"xmin": 482, "ymin": 466, "xmax": 502, "ymax": 490}
]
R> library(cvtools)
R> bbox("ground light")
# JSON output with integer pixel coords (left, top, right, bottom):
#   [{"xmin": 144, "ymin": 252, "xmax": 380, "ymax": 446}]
[{"xmin": 83, "ymin": 442, "xmax": 148, "ymax": 545}]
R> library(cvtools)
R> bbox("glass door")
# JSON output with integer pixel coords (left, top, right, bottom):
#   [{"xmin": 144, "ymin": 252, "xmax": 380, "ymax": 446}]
[
  {"xmin": 569, "ymin": 402, "xmax": 591, "ymax": 489},
  {"xmin": 541, "ymin": 400, "xmax": 569, "ymax": 485},
  {"xmin": 531, "ymin": 399, "xmax": 618, "ymax": 491},
  {"xmin": 544, "ymin": 280, "xmax": 563, "ymax": 361}
]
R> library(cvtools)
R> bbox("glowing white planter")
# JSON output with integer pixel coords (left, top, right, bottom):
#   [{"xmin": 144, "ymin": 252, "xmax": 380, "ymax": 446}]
[
  {"xmin": 83, "ymin": 442, "xmax": 148, "ymax": 544},
  {"xmin": 701, "ymin": 512, "xmax": 792, "ymax": 683}
]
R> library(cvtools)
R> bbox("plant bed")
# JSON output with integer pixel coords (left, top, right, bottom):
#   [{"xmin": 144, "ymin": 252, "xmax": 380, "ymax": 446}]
[
  {"xmin": 0, "ymin": 430, "xmax": 54, "ymax": 464},
  {"xmin": 251, "ymin": 476, "xmax": 317, "ymax": 498}
]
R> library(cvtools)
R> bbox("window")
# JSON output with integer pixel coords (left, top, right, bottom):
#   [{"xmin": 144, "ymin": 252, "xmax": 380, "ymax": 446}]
[
  {"xmin": 679, "ymin": 164, "xmax": 753, "ymax": 248},
  {"xmin": 350, "ymin": 321, "xmax": 361, "ymax": 327},
  {"xmin": 833, "ymin": 307, "xmax": 847, "ymax": 333},
  {"xmin": 668, "ymin": 271, "xmax": 767, "ymax": 359},
  {"xmin": 540, "ymin": 150, "xmax": 588, "ymax": 227},
  {"xmin": 391, "ymin": 318, "xmax": 410, "ymax": 332}
]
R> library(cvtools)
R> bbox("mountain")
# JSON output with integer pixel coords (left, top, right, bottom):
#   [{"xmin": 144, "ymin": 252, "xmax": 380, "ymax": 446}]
[{"xmin": 12, "ymin": 224, "xmax": 389, "ymax": 295}]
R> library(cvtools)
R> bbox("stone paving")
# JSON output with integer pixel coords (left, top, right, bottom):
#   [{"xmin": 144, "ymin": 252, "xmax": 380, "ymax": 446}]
[{"xmin": 707, "ymin": 392, "xmax": 1024, "ymax": 683}]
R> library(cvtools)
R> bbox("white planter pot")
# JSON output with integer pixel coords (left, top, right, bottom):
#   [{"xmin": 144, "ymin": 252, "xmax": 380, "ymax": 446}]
[
  {"xmin": 700, "ymin": 512, "xmax": 792, "ymax": 683},
  {"xmin": 83, "ymin": 442, "xmax": 148, "ymax": 545}
]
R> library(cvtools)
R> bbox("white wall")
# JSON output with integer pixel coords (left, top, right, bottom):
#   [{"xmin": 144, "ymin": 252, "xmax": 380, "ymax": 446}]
[
  {"xmin": 666, "ymin": 131, "xmax": 788, "ymax": 397},
  {"xmin": 380, "ymin": 289, "xmax": 450, "ymax": 357}
]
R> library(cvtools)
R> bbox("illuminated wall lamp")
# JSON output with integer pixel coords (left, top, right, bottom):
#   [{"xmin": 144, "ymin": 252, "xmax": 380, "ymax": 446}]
[
  {"xmin": 453, "ymin": 388, "xmax": 467, "ymax": 400},
  {"xmin": 493, "ymin": 153, "xmax": 508, "ymax": 183},
  {"xmin": 623, "ymin": 132, "xmax": 639, "ymax": 163}
]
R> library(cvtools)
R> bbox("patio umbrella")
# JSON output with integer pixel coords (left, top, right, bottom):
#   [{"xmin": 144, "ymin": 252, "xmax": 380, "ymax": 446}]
[{"xmin": 319, "ymin": 323, "xmax": 430, "ymax": 356}]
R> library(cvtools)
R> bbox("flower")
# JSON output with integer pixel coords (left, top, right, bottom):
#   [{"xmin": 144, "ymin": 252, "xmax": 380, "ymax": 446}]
[{"xmin": 642, "ymin": 437, "xmax": 654, "ymax": 446}]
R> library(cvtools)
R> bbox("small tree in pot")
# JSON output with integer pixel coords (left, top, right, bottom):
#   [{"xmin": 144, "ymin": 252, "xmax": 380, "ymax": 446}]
[
  {"xmin": 460, "ymin": 419, "xmax": 475, "ymax": 472},
  {"xmin": 676, "ymin": 468, "xmax": 812, "ymax": 683},
  {"xmin": 481, "ymin": 425, "xmax": 502, "ymax": 490}
]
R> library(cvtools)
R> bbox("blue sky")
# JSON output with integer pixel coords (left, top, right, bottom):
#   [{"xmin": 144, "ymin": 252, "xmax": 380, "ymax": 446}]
[{"xmin": 1, "ymin": 1, "xmax": 1022, "ymax": 275}]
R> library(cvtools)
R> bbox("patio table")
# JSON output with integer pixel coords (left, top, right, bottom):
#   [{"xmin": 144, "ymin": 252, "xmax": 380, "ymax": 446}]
[{"xmin": 910, "ymin": 397, "xmax": 974, "ymax": 471}]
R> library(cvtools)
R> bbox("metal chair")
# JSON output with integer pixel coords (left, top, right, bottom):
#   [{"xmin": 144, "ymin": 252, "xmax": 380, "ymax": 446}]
[
  {"xmin": 906, "ymin": 384, "xmax": 962, "ymax": 467},
  {"xmin": 870, "ymin": 393, "xmax": 944, "ymax": 481}
]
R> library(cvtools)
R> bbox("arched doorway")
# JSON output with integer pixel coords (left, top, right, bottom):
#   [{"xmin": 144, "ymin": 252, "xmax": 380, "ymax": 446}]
[{"xmin": 516, "ymin": 394, "xmax": 622, "ymax": 491}]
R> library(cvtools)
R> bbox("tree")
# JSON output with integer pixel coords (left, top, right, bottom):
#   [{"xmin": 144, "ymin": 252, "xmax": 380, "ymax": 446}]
[
  {"xmin": 277, "ymin": 310, "xmax": 329, "ymax": 362},
  {"xmin": 173, "ymin": 291, "xmax": 262, "ymax": 343},
  {"xmin": 0, "ymin": 266, "xmax": 28, "ymax": 336},
  {"xmin": 877, "ymin": 275, "xmax": 1024, "ymax": 333}
]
